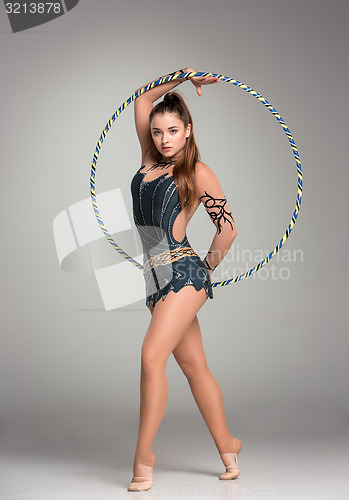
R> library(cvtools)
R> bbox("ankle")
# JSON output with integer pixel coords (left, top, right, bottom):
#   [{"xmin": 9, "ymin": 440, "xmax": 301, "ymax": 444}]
[
  {"xmin": 218, "ymin": 436, "xmax": 242, "ymax": 455},
  {"xmin": 134, "ymin": 450, "xmax": 156, "ymax": 468}
]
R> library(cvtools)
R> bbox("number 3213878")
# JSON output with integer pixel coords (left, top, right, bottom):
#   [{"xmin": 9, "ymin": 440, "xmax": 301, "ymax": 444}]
[{"xmin": 5, "ymin": 3, "xmax": 62, "ymax": 14}]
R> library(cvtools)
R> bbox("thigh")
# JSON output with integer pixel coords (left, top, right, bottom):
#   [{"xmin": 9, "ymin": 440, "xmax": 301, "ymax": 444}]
[
  {"xmin": 172, "ymin": 315, "xmax": 208, "ymax": 376},
  {"xmin": 142, "ymin": 286, "xmax": 208, "ymax": 364}
]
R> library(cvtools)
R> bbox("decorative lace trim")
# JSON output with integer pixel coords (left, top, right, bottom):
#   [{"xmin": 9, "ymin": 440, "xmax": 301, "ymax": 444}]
[{"xmin": 146, "ymin": 273, "xmax": 213, "ymax": 309}]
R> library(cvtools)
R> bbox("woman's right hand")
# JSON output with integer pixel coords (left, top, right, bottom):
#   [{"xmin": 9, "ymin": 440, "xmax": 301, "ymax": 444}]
[{"xmin": 183, "ymin": 67, "xmax": 220, "ymax": 96}]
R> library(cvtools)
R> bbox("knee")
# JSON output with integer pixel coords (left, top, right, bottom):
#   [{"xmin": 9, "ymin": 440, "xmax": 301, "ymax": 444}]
[
  {"xmin": 141, "ymin": 349, "xmax": 167, "ymax": 377},
  {"xmin": 179, "ymin": 359, "xmax": 209, "ymax": 380}
]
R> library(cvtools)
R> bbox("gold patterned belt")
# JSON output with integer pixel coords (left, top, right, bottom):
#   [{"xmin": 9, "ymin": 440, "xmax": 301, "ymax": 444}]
[{"xmin": 143, "ymin": 247, "xmax": 198, "ymax": 274}]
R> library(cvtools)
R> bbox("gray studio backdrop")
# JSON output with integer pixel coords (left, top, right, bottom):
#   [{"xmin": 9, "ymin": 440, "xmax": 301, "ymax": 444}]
[{"xmin": 1, "ymin": 0, "xmax": 348, "ymax": 496}]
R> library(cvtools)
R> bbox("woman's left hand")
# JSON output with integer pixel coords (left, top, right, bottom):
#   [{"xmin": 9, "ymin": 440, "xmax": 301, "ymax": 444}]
[{"xmin": 184, "ymin": 68, "xmax": 220, "ymax": 96}]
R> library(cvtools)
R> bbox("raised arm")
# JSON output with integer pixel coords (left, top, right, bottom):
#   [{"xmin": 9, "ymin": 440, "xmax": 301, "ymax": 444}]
[
  {"xmin": 134, "ymin": 68, "xmax": 219, "ymax": 161},
  {"xmin": 134, "ymin": 68, "xmax": 188, "ymax": 161},
  {"xmin": 194, "ymin": 163, "xmax": 237, "ymax": 276}
]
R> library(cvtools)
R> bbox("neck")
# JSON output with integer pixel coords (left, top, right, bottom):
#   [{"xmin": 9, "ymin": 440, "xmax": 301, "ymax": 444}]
[{"xmin": 160, "ymin": 156, "xmax": 176, "ymax": 165}]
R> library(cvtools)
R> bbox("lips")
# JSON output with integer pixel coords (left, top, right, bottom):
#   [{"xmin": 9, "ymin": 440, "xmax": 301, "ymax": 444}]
[{"xmin": 162, "ymin": 147, "xmax": 171, "ymax": 150}]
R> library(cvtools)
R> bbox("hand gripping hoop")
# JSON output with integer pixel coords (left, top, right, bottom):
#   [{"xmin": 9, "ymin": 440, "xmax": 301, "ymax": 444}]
[{"xmin": 89, "ymin": 71, "xmax": 303, "ymax": 288}]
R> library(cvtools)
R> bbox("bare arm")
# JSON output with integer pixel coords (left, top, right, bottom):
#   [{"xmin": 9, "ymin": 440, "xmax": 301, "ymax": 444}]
[
  {"xmin": 134, "ymin": 68, "xmax": 220, "ymax": 161},
  {"xmin": 194, "ymin": 163, "xmax": 237, "ymax": 277},
  {"xmin": 134, "ymin": 68, "xmax": 188, "ymax": 160}
]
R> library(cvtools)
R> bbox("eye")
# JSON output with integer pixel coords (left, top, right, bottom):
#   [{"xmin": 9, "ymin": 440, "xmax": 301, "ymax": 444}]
[
  {"xmin": 170, "ymin": 129, "xmax": 177, "ymax": 134},
  {"xmin": 153, "ymin": 131, "xmax": 160, "ymax": 136}
]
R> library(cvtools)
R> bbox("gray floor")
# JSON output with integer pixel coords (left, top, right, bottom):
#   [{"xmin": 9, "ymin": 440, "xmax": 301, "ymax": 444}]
[{"xmin": 1, "ymin": 410, "xmax": 348, "ymax": 499}]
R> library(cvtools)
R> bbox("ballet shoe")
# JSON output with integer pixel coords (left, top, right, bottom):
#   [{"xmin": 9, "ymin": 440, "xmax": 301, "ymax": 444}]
[
  {"xmin": 127, "ymin": 463, "xmax": 154, "ymax": 492},
  {"xmin": 219, "ymin": 452, "xmax": 240, "ymax": 480}
]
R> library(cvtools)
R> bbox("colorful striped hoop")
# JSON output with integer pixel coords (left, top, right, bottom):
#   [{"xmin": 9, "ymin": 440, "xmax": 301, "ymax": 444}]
[{"xmin": 90, "ymin": 71, "xmax": 303, "ymax": 288}]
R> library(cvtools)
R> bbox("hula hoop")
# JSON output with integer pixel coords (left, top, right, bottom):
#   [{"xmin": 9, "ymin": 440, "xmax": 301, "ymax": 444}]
[{"xmin": 90, "ymin": 71, "xmax": 303, "ymax": 288}]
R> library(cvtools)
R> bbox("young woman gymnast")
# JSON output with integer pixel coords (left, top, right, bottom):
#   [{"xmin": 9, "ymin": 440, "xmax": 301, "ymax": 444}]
[{"xmin": 128, "ymin": 67, "xmax": 241, "ymax": 492}]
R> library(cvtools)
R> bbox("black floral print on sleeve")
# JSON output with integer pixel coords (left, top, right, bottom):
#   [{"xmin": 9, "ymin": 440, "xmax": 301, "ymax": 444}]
[{"xmin": 199, "ymin": 190, "xmax": 235, "ymax": 234}]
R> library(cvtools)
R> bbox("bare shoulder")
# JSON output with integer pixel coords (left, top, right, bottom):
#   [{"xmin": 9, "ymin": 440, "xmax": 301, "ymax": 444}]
[
  {"xmin": 194, "ymin": 161, "xmax": 221, "ymax": 192},
  {"xmin": 195, "ymin": 160, "xmax": 218, "ymax": 176},
  {"xmin": 195, "ymin": 160, "xmax": 209, "ymax": 174}
]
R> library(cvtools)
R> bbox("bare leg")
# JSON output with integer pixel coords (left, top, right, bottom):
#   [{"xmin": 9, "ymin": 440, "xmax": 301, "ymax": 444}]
[
  {"xmin": 172, "ymin": 315, "xmax": 242, "ymax": 455},
  {"xmin": 132, "ymin": 286, "xmax": 209, "ymax": 479}
]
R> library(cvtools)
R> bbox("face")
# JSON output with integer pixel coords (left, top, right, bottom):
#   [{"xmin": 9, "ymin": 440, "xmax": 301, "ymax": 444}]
[{"xmin": 150, "ymin": 112, "xmax": 191, "ymax": 160}]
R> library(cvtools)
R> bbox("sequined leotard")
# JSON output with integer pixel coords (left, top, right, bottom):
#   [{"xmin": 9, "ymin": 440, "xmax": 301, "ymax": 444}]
[{"xmin": 131, "ymin": 163, "xmax": 213, "ymax": 309}]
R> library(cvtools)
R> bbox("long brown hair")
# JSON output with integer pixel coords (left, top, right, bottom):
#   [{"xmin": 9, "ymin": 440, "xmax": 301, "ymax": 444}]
[{"xmin": 146, "ymin": 91, "xmax": 200, "ymax": 213}]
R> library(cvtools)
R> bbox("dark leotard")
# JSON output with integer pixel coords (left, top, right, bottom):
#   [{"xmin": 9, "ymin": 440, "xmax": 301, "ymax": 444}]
[{"xmin": 131, "ymin": 165, "xmax": 213, "ymax": 309}]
